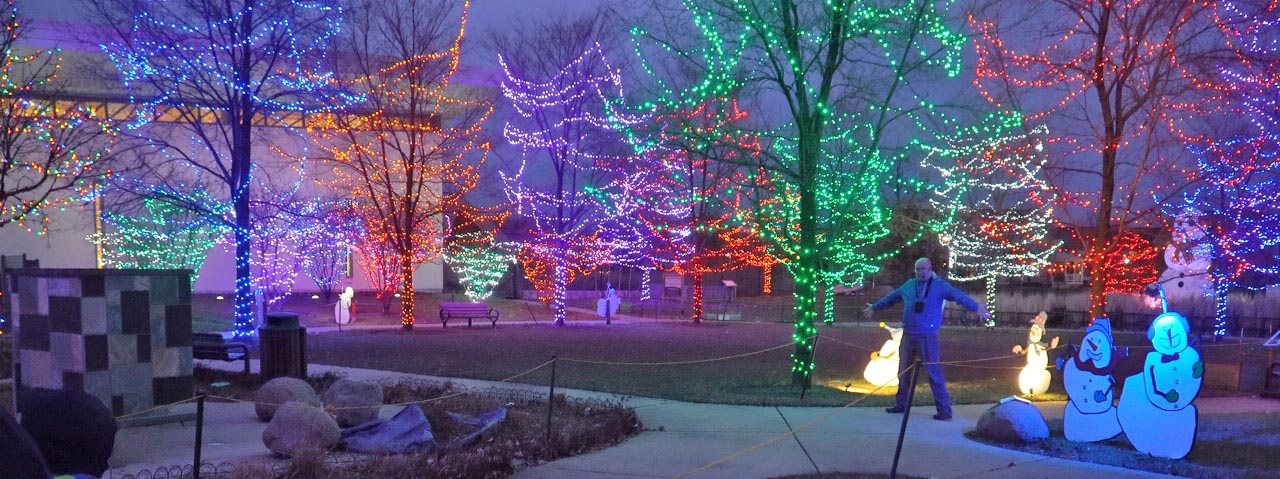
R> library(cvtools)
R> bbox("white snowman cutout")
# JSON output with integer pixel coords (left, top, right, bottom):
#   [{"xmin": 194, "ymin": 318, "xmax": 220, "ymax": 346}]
[
  {"xmin": 1012, "ymin": 312, "xmax": 1059, "ymax": 396},
  {"xmin": 334, "ymin": 286, "xmax": 355, "ymax": 325},
  {"xmin": 863, "ymin": 322, "xmax": 903, "ymax": 387},
  {"xmin": 1060, "ymin": 317, "xmax": 1128, "ymax": 442},
  {"xmin": 1117, "ymin": 311, "xmax": 1203, "ymax": 459},
  {"xmin": 1159, "ymin": 208, "xmax": 1211, "ymax": 305}
]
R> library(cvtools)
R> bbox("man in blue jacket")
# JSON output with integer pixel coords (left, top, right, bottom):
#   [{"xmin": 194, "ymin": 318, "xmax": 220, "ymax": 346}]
[{"xmin": 862, "ymin": 257, "xmax": 990, "ymax": 420}]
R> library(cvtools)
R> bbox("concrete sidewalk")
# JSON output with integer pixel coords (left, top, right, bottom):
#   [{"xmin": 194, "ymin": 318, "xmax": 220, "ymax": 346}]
[{"xmin": 102, "ymin": 359, "xmax": 1277, "ymax": 479}]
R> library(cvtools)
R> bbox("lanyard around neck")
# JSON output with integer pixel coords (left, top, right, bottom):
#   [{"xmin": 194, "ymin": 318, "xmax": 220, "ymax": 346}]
[{"xmin": 917, "ymin": 277, "xmax": 933, "ymax": 300}]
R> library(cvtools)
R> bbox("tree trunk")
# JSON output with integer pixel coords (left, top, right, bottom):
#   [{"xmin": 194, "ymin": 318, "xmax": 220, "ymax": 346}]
[
  {"xmin": 791, "ymin": 129, "xmax": 821, "ymax": 387},
  {"xmin": 232, "ymin": 198, "xmax": 254, "ymax": 338},
  {"xmin": 553, "ymin": 258, "xmax": 566, "ymax": 326},
  {"xmin": 692, "ymin": 271, "xmax": 703, "ymax": 324},
  {"xmin": 985, "ymin": 276, "xmax": 997, "ymax": 326},
  {"xmin": 400, "ymin": 255, "xmax": 415, "ymax": 330},
  {"xmin": 1212, "ymin": 278, "xmax": 1228, "ymax": 340},
  {"xmin": 823, "ymin": 283, "xmax": 835, "ymax": 324}
]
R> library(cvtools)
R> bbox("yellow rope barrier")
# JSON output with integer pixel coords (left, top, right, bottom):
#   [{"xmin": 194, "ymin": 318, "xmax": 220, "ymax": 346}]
[
  {"xmin": 672, "ymin": 363, "xmax": 916, "ymax": 479},
  {"xmin": 558, "ymin": 336, "xmax": 813, "ymax": 366},
  {"xmin": 209, "ymin": 359, "xmax": 558, "ymax": 410},
  {"xmin": 114, "ymin": 396, "xmax": 199, "ymax": 420}
]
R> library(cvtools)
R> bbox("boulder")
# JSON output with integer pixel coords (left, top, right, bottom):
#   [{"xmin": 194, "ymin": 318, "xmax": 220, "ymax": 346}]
[
  {"xmin": 322, "ymin": 378, "xmax": 384, "ymax": 427},
  {"xmin": 262, "ymin": 401, "xmax": 340, "ymax": 457},
  {"xmin": 976, "ymin": 398, "xmax": 1049, "ymax": 444},
  {"xmin": 1, "ymin": 402, "xmax": 50, "ymax": 479},
  {"xmin": 18, "ymin": 387, "xmax": 117, "ymax": 476},
  {"xmin": 255, "ymin": 377, "xmax": 320, "ymax": 422}
]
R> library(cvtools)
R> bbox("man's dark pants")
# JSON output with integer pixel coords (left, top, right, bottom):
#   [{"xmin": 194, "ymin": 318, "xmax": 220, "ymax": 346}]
[{"xmin": 895, "ymin": 332, "xmax": 952, "ymax": 416}]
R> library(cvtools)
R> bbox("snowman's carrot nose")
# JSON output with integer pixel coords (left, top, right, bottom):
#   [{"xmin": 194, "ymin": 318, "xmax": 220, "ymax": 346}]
[{"xmin": 1087, "ymin": 338, "xmax": 1098, "ymax": 350}]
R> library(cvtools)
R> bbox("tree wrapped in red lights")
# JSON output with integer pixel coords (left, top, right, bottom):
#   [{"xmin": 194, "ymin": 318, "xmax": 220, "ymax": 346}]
[
  {"xmin": 498, "ymin": 31, "xmax": 643, "ymax": 326},
  {"xmin": 356, "ymin": 234, "xmax": 402, "ymax": 315},
  {"xmin": 928, "ymin": 117, "xmax": 1061, "ymax": 325},
  {"xmin": 1083, "ymin": 229, "xmax": 1159, "ymax": 300},
  {"xmin": 971, "ymin": 0, "xmax": 1223, "ymax": 317},
  {"xmin": 0, "ymin": 1, "xmax": 118, "ymax": 233},
  {"xmin": 310, "ymin": 0, "xmax": 491, "ymax": 329}
]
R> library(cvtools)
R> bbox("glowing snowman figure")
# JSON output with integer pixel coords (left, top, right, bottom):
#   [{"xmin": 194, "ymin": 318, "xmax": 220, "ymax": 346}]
[
  {"xmin": 1061, "ymin": 318, "xmax": 1127, "ymax": 442},
  {"xmin": 334, "ymin": 286, "xmax": 355, "ymax": 325},
  {"xmin": 1012, "ymin": 312, "xmax": 1058, "ymax": 396},
  {"xmin": 1117, "ymin": 311, "xmax": 1203, "ymax": 459},
  {"xmin": 863, "ymin": 322, "xmax": 903, "ymax": 387}
]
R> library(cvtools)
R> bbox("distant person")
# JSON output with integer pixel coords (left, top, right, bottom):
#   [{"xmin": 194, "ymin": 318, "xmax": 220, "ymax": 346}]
[{"xmin": 862, "ymin": 257, "xmax": 990, "ymax": 420}]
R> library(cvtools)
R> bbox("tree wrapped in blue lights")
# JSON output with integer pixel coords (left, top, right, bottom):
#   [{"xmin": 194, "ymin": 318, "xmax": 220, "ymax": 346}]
[
  {"xmin": 1164, "ymin": 136, "xmax": 1280, "ymax": 339},
  {"xmin": 92, "ymin": 0, "xmax": 358, "ymax": 337},
  {"xmin": 1157, "ymin": 1, "xmax": 1280, "ymax": 339}
]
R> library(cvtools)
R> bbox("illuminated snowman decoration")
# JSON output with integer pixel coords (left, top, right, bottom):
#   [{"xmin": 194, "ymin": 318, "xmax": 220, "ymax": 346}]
[
  {"xmin": 1116, "ymin": 311, "xmax": 1203, "ymax": 459},
  {"xmin": 863, "ymin": 322, "xmax": 903, "ymax": 387},
  {"xmin": 1011, "ymin": 312, "xmax": 1058, "ymax": 396},
  {"xmin": 1060, "ymin": 318, "xmax": 1127, "ymax": 442},
  {"xmin": 334, "ymin": 286, "xmax": 355, "ymax": 324}
]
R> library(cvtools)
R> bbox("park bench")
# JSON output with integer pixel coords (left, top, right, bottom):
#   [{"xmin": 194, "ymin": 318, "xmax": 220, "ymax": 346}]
[
  {"xmin": 192, "ymin": 332, "xmax": 251, "ymax": 375},
  {"xmin": 439, "ymin": 302, "xmax": 499, "ymax": 328}
]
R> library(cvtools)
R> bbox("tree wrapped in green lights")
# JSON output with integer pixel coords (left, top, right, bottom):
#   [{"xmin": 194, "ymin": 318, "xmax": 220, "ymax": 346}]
[
  {"xmin": 642, "ymin": 0, "xmax": 973, "ymax": 384},
  {"xmin": 640, "ymin": 0, "xmax": 967, "ymax": 384},
  {"xmin": 927, "ymin": 116, "xmax": 1061, "ymax": 325},
  {"xmin": 444, "ymin": 209, "xmax": 517, "ymax": 303},
  {"xmin": 89, "ymin": 193, "xmax": 228, "ymax": 281}
]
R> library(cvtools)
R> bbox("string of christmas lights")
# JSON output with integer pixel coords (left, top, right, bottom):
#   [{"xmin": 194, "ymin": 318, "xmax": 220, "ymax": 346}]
[
  {"xmin": 927, "ymin": 116, "xmax": 1061, "ymax": 325},
  {"xmin": 98, "ymin": 0, "xmax": 360, "ymax": 337},
  {"xmin": 500, "ymin": 42, "xmax": 644, "ymax": 326},
  {"xmin": 308, "ymin": 0, "xmax": 491, "ymax": 329}
]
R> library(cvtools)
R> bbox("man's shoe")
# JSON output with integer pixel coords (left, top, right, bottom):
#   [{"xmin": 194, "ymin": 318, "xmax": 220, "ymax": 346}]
[
  {"xmin": 885, "ymin": 406, "xmax": 905, "ymax": 414},
  {"xmin": 933, "ymin": 413, "xmax": 952, "ymax": 421}
]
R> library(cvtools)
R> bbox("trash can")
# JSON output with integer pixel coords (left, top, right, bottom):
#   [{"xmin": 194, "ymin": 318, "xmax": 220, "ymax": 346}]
[{"xmin": 260, "ymin": 312, "xmax": 306, "ymax": 380}]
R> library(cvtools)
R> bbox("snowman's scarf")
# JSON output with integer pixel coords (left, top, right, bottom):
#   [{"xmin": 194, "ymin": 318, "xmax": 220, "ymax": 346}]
[{"xmin": 1069, "ymin": 344, "xmax": 1129, "ymax": 375}]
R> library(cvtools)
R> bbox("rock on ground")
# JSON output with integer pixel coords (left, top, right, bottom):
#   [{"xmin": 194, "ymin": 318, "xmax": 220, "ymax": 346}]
[
  {"xmin": 322, "ymin": 378, "xmax": 384, "ymax": 427},
  {"xmin": 976, "ymin": 399, "xmax": 1049, "ymax": 444},
  {"xmin": 262, "ymin": 401, "xmax": 340, "ymax": 457},
  {"xmin": 255, "ymin": 377, "xmax": 321, "ymax": 422}
]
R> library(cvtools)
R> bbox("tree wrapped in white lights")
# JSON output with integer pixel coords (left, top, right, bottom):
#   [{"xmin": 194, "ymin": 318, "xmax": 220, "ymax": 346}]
[
  {"xmin": 499, "ymin": 42, "xmax": 644, "ymax": 326},
  {"xmin": 928, "ymin": 117, "xmax": 1060, "ymax": 325}
]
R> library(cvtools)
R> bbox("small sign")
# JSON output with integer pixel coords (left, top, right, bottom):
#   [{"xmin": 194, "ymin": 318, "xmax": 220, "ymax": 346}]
[{"xmin": 721, "ymin": 280, "xmax": 737, "ymax": 287}]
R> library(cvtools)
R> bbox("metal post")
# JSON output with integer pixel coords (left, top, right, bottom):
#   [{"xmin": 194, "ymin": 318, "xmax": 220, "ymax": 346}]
[
  {"xmin": 890, "ymin": 360, "xmax": 922, "ymax": 479},
  {"xmin": 193, "ymin": 389, "xmax": 206, "ymax": 479},
  {"xmin": 545, "ymin": 356, "xmax": 557, "ymax": 446}
]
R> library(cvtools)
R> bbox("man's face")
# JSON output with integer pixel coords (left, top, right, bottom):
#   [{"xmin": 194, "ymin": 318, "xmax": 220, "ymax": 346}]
[{"xmin": 915, "ymin": 261, "xmax": 932, "ymax": 280}]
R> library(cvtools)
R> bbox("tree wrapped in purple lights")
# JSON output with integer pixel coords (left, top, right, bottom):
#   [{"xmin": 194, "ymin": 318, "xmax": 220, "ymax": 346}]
[
  {"xmin": 92, "ymin": 0, "xmax": 359, "ymax": 337},
  {"xmin": 499, "ymin": 40, "xmax": 644, "ymax": 326}
]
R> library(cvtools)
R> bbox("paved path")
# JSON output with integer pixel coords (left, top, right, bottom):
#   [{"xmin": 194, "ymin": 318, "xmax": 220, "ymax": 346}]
[{"xmin": 104, "ymin": 359, "xmax": 1280, "ymax": 479}]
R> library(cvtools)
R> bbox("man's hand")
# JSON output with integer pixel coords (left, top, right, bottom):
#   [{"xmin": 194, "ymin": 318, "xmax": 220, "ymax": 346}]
[
  {"xmin": 978, "ymin": 307, "xmax": 992, "ymax": 323},
  {"xmin": 862, "ymin": 304, "xmax": 875, "ymax": 321}
]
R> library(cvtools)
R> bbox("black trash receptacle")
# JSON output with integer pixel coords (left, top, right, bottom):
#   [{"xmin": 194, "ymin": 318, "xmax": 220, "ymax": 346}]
[{"xmin": 260, "ymin": 312, "xmax": 306, "ymax": 379}]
